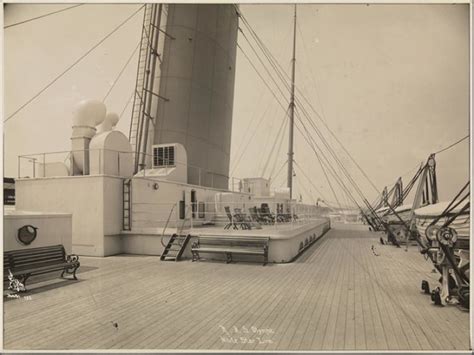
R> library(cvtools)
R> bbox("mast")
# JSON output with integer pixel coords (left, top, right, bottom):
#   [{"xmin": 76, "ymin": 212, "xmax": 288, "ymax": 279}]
[{"xmin": 287, "ymin": 4, "xmax": 297, "ymax": 200}]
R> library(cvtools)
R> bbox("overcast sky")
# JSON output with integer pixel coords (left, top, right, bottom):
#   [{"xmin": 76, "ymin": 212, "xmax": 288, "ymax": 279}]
[{"xmin": 3, "ymin": 3, "xmax": 470, "ymax": 206}]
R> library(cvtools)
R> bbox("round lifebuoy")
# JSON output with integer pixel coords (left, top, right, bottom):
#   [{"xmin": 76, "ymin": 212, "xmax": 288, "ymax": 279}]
[{"xmin": 17, "ymin": 225, "xmax": 38, "ymax": 245}]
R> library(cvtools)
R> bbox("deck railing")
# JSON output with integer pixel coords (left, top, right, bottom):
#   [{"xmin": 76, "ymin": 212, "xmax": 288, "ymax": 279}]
[
  {"xmin": 17, "ymin": 149, "xmax": 258, "ymax": 192},
  {"xmin": 129, "ymin": 200, "xmax": 325, "ymax": 232}
]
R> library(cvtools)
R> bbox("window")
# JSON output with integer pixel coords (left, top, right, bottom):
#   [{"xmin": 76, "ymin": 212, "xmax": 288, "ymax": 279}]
[{"xmin": 153, "ymin": 146, "xmax": 175, "ymax": 167}]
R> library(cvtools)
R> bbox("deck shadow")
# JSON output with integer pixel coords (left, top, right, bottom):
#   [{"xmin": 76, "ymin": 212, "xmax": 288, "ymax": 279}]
[
  {"xmin": 293, "ymin": 230, "xmax": 330, "ymax": 264},
  {"xmin": 188, "ymin": 258, "xmax": 276, "ymax": 267},
  {"xmin": 4, "ymin": 278, "xmax": 83, "ymax": 301},
  {"xmin": 329, "ymin": 229, "xmax": 383, "ymax": 239},
  {"xmin": 3, "ymin": 265, "xmax": 98, "ymax": 287}
]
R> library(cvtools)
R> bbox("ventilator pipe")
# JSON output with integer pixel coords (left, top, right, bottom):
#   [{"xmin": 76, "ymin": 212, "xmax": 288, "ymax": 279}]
[
  {"xmin": 71, "ymin": 99, "xmax": 106, "ymax": 175},
  {"xmin": 97, "ymin": 112, "xmax": 119, "ymax": 134}
]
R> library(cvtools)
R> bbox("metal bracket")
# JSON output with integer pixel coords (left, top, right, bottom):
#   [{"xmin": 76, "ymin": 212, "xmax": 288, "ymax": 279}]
[{"xmin": 144, "ymin": 88, "xmax": 169, "ymax": 102}]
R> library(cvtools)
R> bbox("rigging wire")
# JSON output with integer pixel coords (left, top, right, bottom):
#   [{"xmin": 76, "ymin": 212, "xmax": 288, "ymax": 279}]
[
  {"xmin": 261, "ymin": 115, "xmax": 288, "ymax": 177},
  {"xmin": 237, "ymin": 11, "xmax": 380, "ymax": 210},
  {"xmin": 295, "ymin": 173, "xmax": 316, "ymax": 204},
  {"xmin": 240, "ymin": 20, "xmax": 365, "ymax": 203},
  {"xmin": 119, "ymin": 90, "xmax": 136, "ymax": 119},
  {"xmin": 293, "ymin": 160, "xmax": 328, "ymax": 202},
  {"xmin": 296, "ymin": 107, "xmax": 367, "ymax": 204},
  {"xmin": 433, "ymin": 134, "xmax": 469, "ymax": 155},
  {"xmin": 230, "ymin": 91, "xmax": 272, "ymax": 175},
  {"xmin": 5, "ymin": 5, "xmax": 145, "ymax": 123},
  {"xmin": 296, "ymin": 19, "xmax": 381, "ymax": 195},
  {"xmin": 103, "ymin": 40, "xmax": 141, "ymax": 102},
  {"xmin": 230, "ymin": 89, "xmax": 266, "ymax": 164},
  {"xmin": 239, "ymin": 28, "xmax": 291, "ymax": 106},
  {"xmin": 238, "ymin": 8, "xmax": 380, "ymax": 196},
  {"xmin": 239, "ymin": 23, "xmax": 351, "ymax": 209},
  {"xmin": 236, "ymin": 43, "xmax": 289, "ymax": 112},
  {"xmin": 295, "ymin": 117, "xmax": 344, "ymax": 210},
  {"xmin": 295, "ymin": 91, "xmax": 373, "ymax": 204},
  {"xmin": 296, "ymin": 20, "xmax": 327, "ymax": 125},
  {"xmin": 295, "ymin": 110, "xmax": 369, "ymax": 211},
  {"xmin": 271, "ymin": 160, "xmax": 288, "ymax": 184},
  {"xmin": 372, "ymin": 134, "xmax": 468, "ymax": 206},
  {"xmin": 258, "ymin": 104, "xmax": 279, "ymax": 168},
  {"xmin": 268, "ymin": 118, "xmax": 289, "ymax": 180},
  {"xmin": 238, "ymin": 15, "xmax": 345, "ymax": 205},
  {"xmin": 4, "ymin": 4, "xmax": 83, "ymax": 29}
]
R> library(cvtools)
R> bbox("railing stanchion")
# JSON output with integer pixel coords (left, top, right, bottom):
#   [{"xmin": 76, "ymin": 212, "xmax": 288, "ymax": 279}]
[
  {"xmin": 175, "ymin": 202, "xmax": 178, "ymax": 230},
  {"xmin": 190, "ymin": 202, "xmax": 193, "ymax": 230},
  {"xmin": 291, "ymin": 202, "xmax": 294, "ymax": 227},
  {"xmin": 43, "ymin": 153, "xmax": 46, "ymax": 177},
  {"xmin": 17, "ymin": 156, "xmax": 20, "ymax": 178}
]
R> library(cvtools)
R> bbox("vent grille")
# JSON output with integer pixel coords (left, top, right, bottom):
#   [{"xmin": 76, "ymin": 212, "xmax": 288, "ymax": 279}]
[{"xmin": 153, "ymin": 146, "xmax": 175, "ymax": 167}]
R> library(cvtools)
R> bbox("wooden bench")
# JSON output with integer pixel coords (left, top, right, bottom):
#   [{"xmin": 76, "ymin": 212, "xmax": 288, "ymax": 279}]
[
  {"xmin": 4, "ymin": 245, "xmax": 80, "ymax": 292},
  {"xmin": 191, "ymin": 236, "xmax": 269, "ymax": 265}
]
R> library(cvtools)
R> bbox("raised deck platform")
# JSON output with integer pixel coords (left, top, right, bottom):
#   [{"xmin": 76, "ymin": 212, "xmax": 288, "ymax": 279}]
[
  {"xmin": 120, "ymin": 218, "xmax": 330, "ymax": 263},
  {"xmin": 3, "ymin": 222, "xmax": 470, "ymax": 351}
]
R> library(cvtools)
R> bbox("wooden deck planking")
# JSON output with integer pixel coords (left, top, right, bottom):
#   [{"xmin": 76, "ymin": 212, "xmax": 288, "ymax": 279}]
[
  {"xmin": 294, "ymin": 240, "xmax": 336, "ymax": 350},
  {"xmin": 4, "ymin": 222, "xmax": 470, "ymax": 351},
  {"xmin": 169, "ymin": 264, "xmax": 283, "ymax": 350},
  {"xmin": 308, "ymin": 238, "xmax": 345, "ymax": 349},
  {"xmin": 289, "ymin": 242, "xmax": 336, "ymax": 350},
  {"xmin": 121, "ymin": 265, "xmax": 258, "ymax": 349}
]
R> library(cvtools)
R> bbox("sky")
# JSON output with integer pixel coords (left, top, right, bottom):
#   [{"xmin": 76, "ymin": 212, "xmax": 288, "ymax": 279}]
[{"xmin": 3, "ymin": 3, "xmax": 470, "ymax": 206}]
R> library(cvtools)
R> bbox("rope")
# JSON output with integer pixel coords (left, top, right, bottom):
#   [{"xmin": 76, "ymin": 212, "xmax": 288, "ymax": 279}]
[
  {"xmin": 5, "ymin": 5, "xmax": 145, "ymax": 123},
  {"xmin": 427, "ymin": 182, "xmax": 470, "ymax": 227},
  {"xmin": 442, "ymin": 201, "xmax": 470, "ymax": 229},
  {"xmin": 103, "ymin": 40, "xmax": 141, "ymax": 102},
  {"xmin": 4, "ymin": 4, "xmax": 83, "ymax": 29}
]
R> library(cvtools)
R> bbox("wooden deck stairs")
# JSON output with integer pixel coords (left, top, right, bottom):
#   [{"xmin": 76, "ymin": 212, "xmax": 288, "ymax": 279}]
[{"xmin": 160, "ymin": 234, "xmax": 191, "ymax": 261}]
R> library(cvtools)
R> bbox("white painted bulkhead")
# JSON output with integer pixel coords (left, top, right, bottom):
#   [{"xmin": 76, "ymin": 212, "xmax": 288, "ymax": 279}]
[{"xmin": 4, "ymin": 209, "xmax": 73, "ymax": 253}]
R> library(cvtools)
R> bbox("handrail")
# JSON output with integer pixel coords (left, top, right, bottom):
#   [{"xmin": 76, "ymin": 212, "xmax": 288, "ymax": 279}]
[{"xmin": 161, "ymin": 203, "xmax": 176, "ymax": 247}]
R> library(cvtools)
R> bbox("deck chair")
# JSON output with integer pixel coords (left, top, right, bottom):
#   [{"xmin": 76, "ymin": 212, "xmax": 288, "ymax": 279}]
[
  {"xmin": 249, "ymin": 207, "xmax": 264, "ymax": 224},
  {"xmin": 257, "ymin": 207, "xmax": 273, "ymax": 225},
  {"xmin": 261, "ymin": 203, "xmax": 276, "ymax": 224},
  {"xmin": 233, "ymin": 208, "xmax": 252, "ymax": 230},
  {"xmin": 224, "ymin": 206, "xmax": 238, "ymax": 230}
]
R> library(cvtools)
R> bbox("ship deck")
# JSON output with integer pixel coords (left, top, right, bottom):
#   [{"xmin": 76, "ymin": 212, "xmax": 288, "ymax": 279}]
[{"xmin": 3, "ymin": 222, "xmax": 470, "ymax": 351}]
